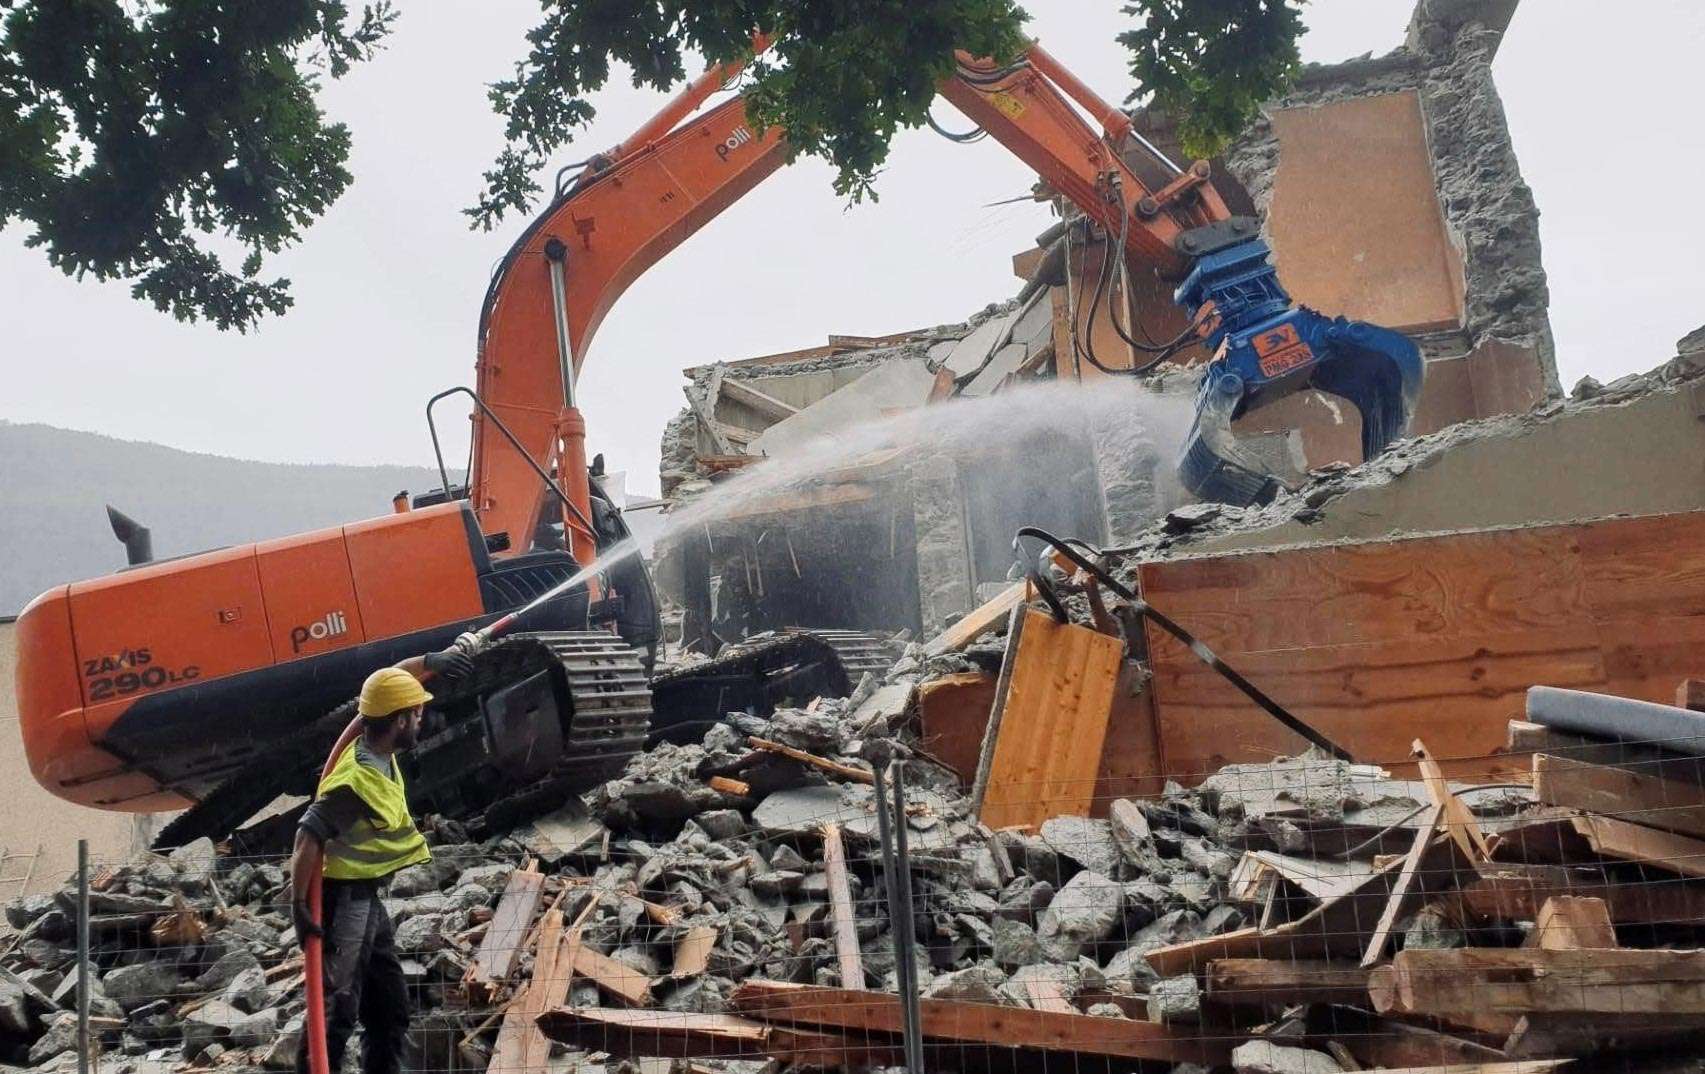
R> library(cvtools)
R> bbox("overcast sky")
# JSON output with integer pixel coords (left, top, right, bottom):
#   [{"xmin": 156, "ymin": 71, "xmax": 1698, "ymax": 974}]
[{"xmin": 2, "ymin": 1, "xmax": 1701, "ymax": 498}]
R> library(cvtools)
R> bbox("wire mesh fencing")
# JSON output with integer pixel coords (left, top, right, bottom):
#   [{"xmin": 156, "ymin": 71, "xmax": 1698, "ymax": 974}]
[{"xmin": 9, "ymin": 730, "xmax": 1705, "ymax": 1074}]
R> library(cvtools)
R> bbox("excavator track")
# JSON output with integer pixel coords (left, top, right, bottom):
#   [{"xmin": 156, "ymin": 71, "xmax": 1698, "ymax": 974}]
[
  {"xmin": 796, "ymin": 628, "xmax": 903, "ymax": 681},
  {"xmin": 154, "ymin": 632, "xmax": 650, "ymax": 850}
]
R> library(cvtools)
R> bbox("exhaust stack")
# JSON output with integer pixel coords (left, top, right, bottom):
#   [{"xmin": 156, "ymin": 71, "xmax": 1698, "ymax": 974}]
[{"xmin": 106, "ymin": 505, "xmax": 153, "ymax": 566}]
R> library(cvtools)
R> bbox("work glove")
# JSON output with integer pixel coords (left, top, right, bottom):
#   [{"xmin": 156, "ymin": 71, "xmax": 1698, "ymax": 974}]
[
  {"xmin": 292, "ymin": 900, "xmax": 323, "ymax": 948},
  {"xmin": 422, "ymin": 646, "xmax": 476, "ymax": 683},
  {"xmin": 451, "ymin": 630, "xmax": 485, "ymax": 656}
]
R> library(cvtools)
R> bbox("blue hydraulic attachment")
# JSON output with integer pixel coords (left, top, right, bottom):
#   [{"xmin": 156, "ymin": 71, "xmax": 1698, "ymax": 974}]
[{"xmin": 1173, "ymin": 228, "xmax": 1425, "ymax": 506}]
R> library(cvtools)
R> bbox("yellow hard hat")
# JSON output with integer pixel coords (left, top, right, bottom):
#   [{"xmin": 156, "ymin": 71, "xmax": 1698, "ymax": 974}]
[{"xmin": 358, "ymin": 667, "xmax": 432, "ymax": 718}]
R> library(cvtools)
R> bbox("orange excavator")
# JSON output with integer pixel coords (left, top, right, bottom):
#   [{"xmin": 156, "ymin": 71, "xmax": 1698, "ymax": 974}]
[{"xmin": 13, "ymin": 39, "xmax": 1422, "ymax": 846}]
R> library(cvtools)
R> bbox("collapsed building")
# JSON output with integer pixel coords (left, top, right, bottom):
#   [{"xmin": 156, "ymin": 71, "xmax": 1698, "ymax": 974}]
[
  {"xmin": 8, "ymin": 1, "xmax": 1705, "ymax": 1073},
  {"xmin": 653, "ymin": 0, "xmax": 1559, "ymax": 650}
]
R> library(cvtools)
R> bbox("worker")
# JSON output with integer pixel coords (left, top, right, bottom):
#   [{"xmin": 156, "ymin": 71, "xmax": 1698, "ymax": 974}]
[{"xmin": 289, "ymin": 640, "xmax": 478, "ymax": 1074}]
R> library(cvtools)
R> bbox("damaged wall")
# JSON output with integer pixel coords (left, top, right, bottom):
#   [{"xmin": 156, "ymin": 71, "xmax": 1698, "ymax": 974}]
[
  {"xmin": 1137, "ymin": 343, "xmax": 1705, "ymax": 561},
  {"xmin": 1015, "ymin": 0, "xmax": 1555, "ymax": 475}
]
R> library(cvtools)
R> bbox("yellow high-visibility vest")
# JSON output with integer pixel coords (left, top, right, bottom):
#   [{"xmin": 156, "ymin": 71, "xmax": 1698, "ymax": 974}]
[{"xmin": 316, "ymin": 741, "xmax": 431, "ymax": 881}]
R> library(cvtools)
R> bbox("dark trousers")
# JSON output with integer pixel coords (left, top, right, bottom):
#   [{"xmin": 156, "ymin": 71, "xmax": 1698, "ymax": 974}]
[{"xmin": 297, "ymin": 878, "xmax": 410, "ymax": 1074}]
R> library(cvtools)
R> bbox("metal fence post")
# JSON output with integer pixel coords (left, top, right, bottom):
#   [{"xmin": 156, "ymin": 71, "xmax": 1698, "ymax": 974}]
[{"xmin": 76, "ymin": 839, "xmax": 89, "ymax": 1074}]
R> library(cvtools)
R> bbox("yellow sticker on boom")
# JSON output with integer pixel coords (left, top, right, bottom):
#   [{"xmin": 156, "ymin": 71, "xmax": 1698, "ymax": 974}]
[{"xmin": 990, "ymin": 91, "xmax": 1026, "ymax": 120}]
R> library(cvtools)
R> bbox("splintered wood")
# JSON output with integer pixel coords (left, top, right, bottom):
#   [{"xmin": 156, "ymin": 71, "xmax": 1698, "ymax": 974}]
[
  {"xmin": 464, "ymin": 864, "xmax": 544, "ymax": 1003},
  {"xmin": 974, "ymin": 608, "xmax": 1123, "ymax": 828}
]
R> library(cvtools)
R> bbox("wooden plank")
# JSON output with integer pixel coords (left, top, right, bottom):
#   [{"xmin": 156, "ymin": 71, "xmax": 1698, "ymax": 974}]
[
  {"xmin": 487, "ymin": 981, "xmax": 532, "ymax": 1074},
  {"xmin": 1525, "ymin": 895, "xmax": 1615, "ymax": 951},
  {"xmin": 819, "ymin": 823, "xmax": 863, "ymax": 990},
  {"xmin": 1414, "ymin": 740, "xmax": 1492, "ymax": 861},
  {"xmin": 718, "ymin": 376, "xmax": 800, "ymax": 422},
  {"xmin": 1147, "ymin": 627, "xmax": 1608, "ymax": 780},
  {"xmin": 915, "ymin": 672, "xmax": 997, "ymax": 782},
  {"xmin": 1504, "ymin": 720, "xmax": 1705, "ymax": 780},
  {"xmin": 729, "ymin": 980, "xmax": 1231, "ymax": 1065},
  {"xmin": 1570, "ymin": 812, "xmax": 1705, "ymax": 877},
  {"xmin": 1090, "ymin": 660, "xmax": 1167, "ymax": 807},
  {"xmin": 466, "ymin": 867, "xmax": 546, "ymax": 991},
  {"xmin": 748, "ymin": 736, "xmax": 873, "ymax": 784},
  {"xmin": 573, "ymin": 945, "xmax": 654, "ymax": 1007},
  {"xmin": 506, "ymin": 910, "xmax": 572, "ymax": 1074},
  {"xmin": 1371, "ymin": 947, "xmax": 1705, "ymax": 1017},
  {"xmin": 1204, "ymin": 959, "xmax": 1371, "ymax": 1008},
  {"xmin": 1461, "ymin": 864, "xmax": 1705, "ymax": 926},
  {"xmin": 1139, "ymin": 513, "xmax": 1705, "ymax": 783},
  {"xmin": 670, "ymin": 926, "xmax": 717, "ymax": 979},
  {"xmin": 1145, "ymin": 852, "xmax": 1413, "ymax": 978},
  {"xmin": 1362, "ymin": 803, "xmax": 1448, "ymax": 967},
  {"xmin": 977, "ymin": 609, "xmax": 1123, "ymax": 828},
  {"xmin": 1681, "ymin": 679, "xmax": 1705, "ymax": 713},
  {"xmin": 1301, "ymin": 1006, "xmax": 1510, "ymax": 1069},
  {"xmin": 1534, "ymin": 752, "xmax": 1705, "ymax": 838},
  {"xmin": 537, "ymin": 1007, "xmax": 903, "ymax": 1067},
  {"xmin": 1139, "ymin": 524, "xmax": 1592, "ymax": 656},
  {"xmin": 1577, "ymin": 511, "xmax": 1705, "ymax": 624},
  {"xmin": 924, "ymin": 579, "xmax": 1030, "ymax": 655}
]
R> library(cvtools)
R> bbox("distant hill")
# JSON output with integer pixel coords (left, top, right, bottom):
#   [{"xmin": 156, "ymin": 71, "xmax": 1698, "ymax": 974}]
[{"xmin": 0, "ymin": 421, "xmax": 454, "ymax": 615}]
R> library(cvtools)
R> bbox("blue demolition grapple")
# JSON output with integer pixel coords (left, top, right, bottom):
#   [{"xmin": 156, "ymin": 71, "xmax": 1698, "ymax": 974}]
[{"xmin": 1173, "ymin": 222, "xmax": 1424, "ymax": 506}]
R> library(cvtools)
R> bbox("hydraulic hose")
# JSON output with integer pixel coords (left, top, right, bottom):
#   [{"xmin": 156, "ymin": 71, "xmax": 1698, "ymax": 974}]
[{"xmin": 303, "ymin": 713, "xmax": 363, "ymax": 1074}]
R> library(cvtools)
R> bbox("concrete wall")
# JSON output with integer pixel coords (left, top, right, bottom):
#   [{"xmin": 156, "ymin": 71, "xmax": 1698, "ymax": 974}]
[
  {"xmin": 1175, "ymin": 355, "xmax": 1705, "ymax": 559},
  {"xmin": 0, "ymin": 621, "xmax": 144, "ymax": 893}
]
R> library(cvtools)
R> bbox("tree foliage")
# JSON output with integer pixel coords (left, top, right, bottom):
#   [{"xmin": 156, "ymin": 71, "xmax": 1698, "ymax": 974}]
[
  {"xmin": 0, "ymin": 0, "xmax": 394, "ymax": 331},
  {"xmin": 2, "ymin": 1, "xmax": 1305, "ymax": 330},
  {"xmin": 1119, "ymin": 0, "xmax": 1306, "ymax": 159},
  {"xmin": 467, "ymin": 0, "xmax": 1031, "ymax": 230}
]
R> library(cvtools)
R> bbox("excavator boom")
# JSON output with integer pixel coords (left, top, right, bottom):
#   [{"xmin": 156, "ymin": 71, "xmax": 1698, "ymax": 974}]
[{"xmin": 468, "ymin": 40, "xmax": 1423, "ymax": 553}]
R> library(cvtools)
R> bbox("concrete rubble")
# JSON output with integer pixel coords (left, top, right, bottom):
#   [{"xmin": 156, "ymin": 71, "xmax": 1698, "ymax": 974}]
[{"xmin": 17, "ymin": 591, "xmax": 1705, "ymax": 1073}]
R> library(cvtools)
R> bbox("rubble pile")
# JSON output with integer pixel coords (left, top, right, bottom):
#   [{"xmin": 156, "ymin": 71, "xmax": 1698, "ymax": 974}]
[{"xmin": 10, "ymin": 599, "xmax": 1705, "ymax": 1073}]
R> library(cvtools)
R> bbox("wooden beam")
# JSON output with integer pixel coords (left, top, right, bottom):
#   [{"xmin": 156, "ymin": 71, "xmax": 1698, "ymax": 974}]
[
  {"xmin": 924, "ymin": 579, "xmax": 1030, "ymax": 656},
  {"xmin": 914, "ymin": 672, "xmax": 997, "ymax": 782},
  {"xmin": 748, "ymin": 736, "xmax": 874, "ymax": 784},
  {"xmin": 1534, "ymin": 752, "xmax": 1705, "ymax": 838},
  {"xmin": 1571, "ymin": 812, "xmax": 1705, "ymax": 877},
  {"xmin": 684, "ymin": 366, "xmax": 735, "ymax": 455},
  {"xmin": 1505, "ymin": 721, "xmax": 1705, "ymax": 782},
  {"xmin": 1414, "ymin": 739, "xmax": 1492, "ymax": 860},
  {"xmin": 729, "ymin": 980, "xmax": 1231, "ymax": 1065},
  {"xmin": 976, "ymin": 609, "xmax": 1123, "ymax": 828},
  {"xmin": 573, "ymin": 944, "xmax": 654, "ymax": 1007},
  {"xmin": 1461, "ymin": 864, "xmax": 1705, "ymax": 926},
  {"xmin": 1362, "ymin": 803, "xmax": 1449, "ymax": 967},
  {"xmin": 707, "ymin": 776, "xmax": 751, "ymax": 797},
  {"xmin": 1680, "ymin": 679, "xmax": 1705, "ymax": 713},
  {"xmin": 1525, "ymin": 895, "xmax": 1616, "ymax": 951},
  {"xmin": 1302, "ymin": 1006, "xmax": 1511, "ymax": 1070},
  {"xmin": 1204, "ymin": 959, "xmax": 1371, "ymax": 1008},
  {"xmin": 718, "ymin": 376, "xmax": 799, "ymax": 422},
  {"xmin": 537, "ymin": 1007, "xmax": 902, "ymax": 1067},
  {"xmin": 820, "ymin": 823, "xmax": 863, "ymax": 990},
  {"xmin": 465, "ymin": 866, "xmax": 545, "ymax": 998},
  {"xmin": 1370, "ymin": 947, "xmax": 1705, "ymax": 1018}
]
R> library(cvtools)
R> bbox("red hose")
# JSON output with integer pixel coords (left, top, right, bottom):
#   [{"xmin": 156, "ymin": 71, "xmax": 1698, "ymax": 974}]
[{"xmin": 304, "ymin": 715, "xmax": 365, "ymax": 1074}]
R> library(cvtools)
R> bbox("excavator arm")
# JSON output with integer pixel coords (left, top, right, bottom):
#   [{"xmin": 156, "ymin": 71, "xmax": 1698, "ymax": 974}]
[{"xmin": 469, "ymin": 39, "xmax": 1425, "ymax": 561}]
